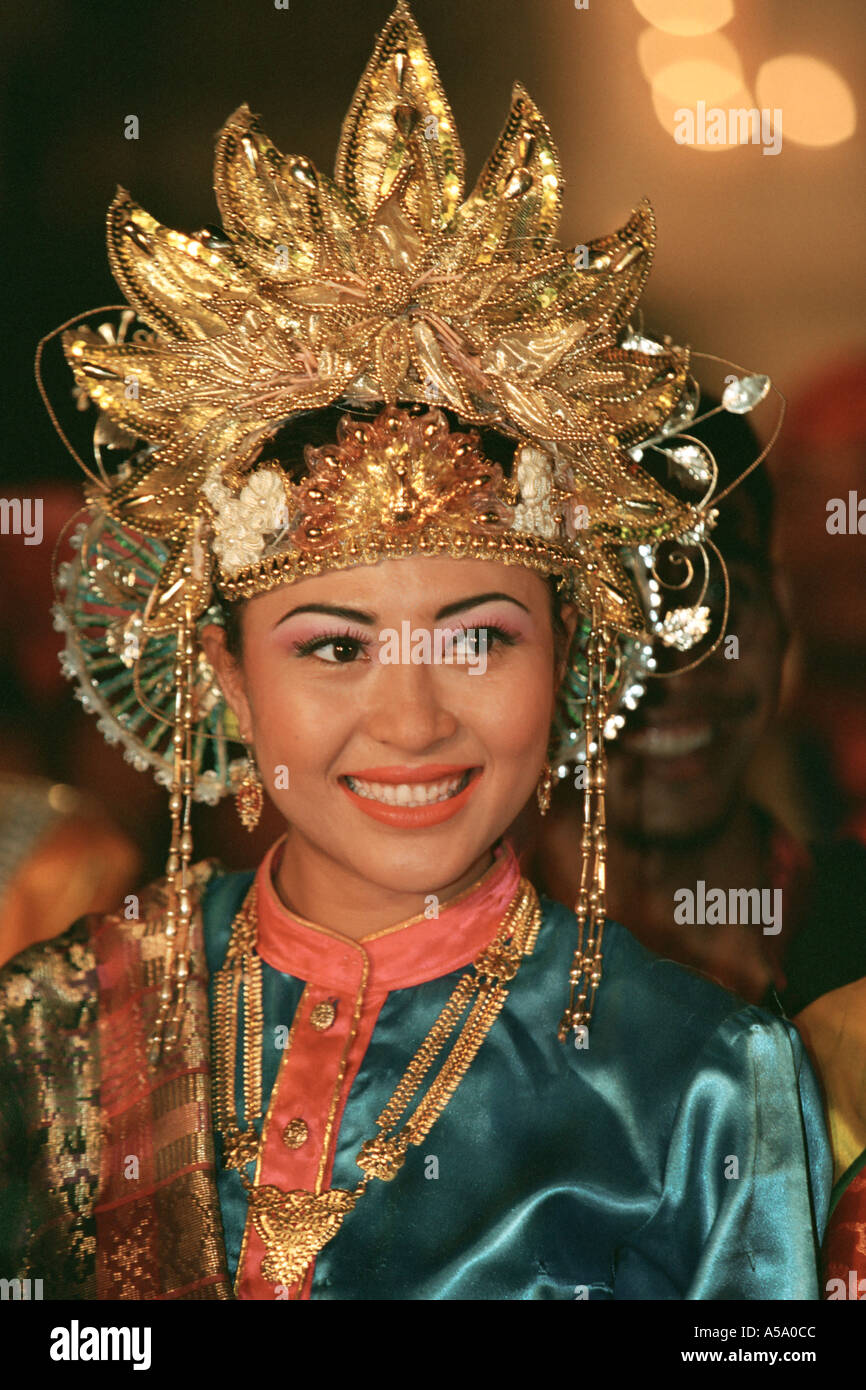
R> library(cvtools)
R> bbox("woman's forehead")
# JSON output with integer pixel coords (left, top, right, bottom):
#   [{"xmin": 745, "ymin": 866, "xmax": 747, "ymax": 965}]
[{"xmin": 246, "ymin": 555, "xmax": 552, "ymax": 614}]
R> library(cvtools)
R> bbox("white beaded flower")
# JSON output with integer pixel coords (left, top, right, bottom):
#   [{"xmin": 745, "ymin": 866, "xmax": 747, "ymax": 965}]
[
  {"xmin": 204, "ymin": 466, "xmax": 290, "ymax": 573},
  {"xmin": 656, "ymin": 605, "xmax": 712, "ymax": 652},
  {"xmin": 511, "ymin": 446, "xmax": 559, "ymax": 541}
]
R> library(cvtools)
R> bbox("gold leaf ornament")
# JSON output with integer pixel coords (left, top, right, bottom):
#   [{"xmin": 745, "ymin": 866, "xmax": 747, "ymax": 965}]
[
  {"xmin": 335, "ymin": 1, "xmax": 465, "ymax": 229},
  {"xmin": 249, "ymin": 1186, "xmax": 359, "ymax": 1288}
]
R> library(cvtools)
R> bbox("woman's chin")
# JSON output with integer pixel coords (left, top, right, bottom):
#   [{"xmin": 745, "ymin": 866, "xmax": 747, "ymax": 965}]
[{"xmin": 311, "ymin": 830, "xmax": 498, "ymax": 903}]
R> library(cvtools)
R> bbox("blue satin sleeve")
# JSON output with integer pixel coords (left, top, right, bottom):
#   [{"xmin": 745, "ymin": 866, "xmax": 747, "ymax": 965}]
[{"xmin": 614, "ymin": 1007, "xmax": 831, "ymax": 1299}]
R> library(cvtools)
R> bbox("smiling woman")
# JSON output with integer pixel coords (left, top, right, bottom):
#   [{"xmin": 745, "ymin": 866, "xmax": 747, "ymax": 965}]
[
  {"xmin": 1, "ymin": 3, "xmax": 832, "ymax": 1301},
  {"xmin": 204, "ymin": 550, "xmax": 573, "ymax": 936}
]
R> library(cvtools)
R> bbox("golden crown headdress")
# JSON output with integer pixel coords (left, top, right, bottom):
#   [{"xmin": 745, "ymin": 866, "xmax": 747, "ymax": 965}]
[
  {"xmin": 41, "ymin": 2, "xmax": 779, "ymax": 1050},
  {"xmin": 56, "ymin": 0, "xmax": 721, "ymax": 629}
]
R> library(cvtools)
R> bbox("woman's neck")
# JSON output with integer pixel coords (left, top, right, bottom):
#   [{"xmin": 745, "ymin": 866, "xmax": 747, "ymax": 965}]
[{"xmin": 272, "ymin": 828, "xmax": 496, "ymax": 940}]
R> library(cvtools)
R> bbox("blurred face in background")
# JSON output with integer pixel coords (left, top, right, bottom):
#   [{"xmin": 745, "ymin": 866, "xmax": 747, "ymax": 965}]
[
  {"xmin": 773, "ymin": 436, "xmax": 866, "ymax": 653},
  {"xmin": 605, "ymin": 491, "xmax": 786, "ymax": 845},
  {"xmin": 769, "ymin": 359, "xmax": 866, "ymax": 658}
]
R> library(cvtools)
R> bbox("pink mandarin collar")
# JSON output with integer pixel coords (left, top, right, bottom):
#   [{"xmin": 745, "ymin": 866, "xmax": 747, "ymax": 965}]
[{"xmin": 254, "ymin": 837, "xmax": 522, "ymax": 994}]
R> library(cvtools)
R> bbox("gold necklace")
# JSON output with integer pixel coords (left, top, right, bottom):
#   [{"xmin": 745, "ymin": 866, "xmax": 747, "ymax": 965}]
[{"xmin": 212, "ymin": 876, "xmax": 542, "ymax": 1291}]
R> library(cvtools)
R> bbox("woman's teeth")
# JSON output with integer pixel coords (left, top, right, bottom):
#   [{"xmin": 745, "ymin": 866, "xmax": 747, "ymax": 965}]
[
  {"xmin": 627, "ymin": 724, "xmax": 714, "ymax": 757},
  {"xmin": 345, "ymin": 771, "xmax": 471, "ymax": 807}
]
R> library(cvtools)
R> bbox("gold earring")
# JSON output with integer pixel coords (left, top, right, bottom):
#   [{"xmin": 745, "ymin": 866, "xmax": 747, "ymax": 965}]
[
  {"xmin": 235, "ymin": 745, "xmax": 264, "ymax": 831},
  {"xmin": 536, "ymin": 759, "xmax": 553, "ymax": 816}
]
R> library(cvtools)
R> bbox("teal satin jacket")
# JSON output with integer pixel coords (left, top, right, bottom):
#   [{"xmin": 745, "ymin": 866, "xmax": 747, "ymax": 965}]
[
  {"xmin": 0, "ymin": 847, "xmax": 832, "ymax": 1300},
  {"xmin": 206, "ymin": 853, "xmax": 831, "ymax": 1300}
]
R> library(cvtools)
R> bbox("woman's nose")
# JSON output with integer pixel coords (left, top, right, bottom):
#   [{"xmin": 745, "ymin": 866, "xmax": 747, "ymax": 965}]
[{"xmin": 361, "ymin": 659, "xmax": 459, "ymax": 750}]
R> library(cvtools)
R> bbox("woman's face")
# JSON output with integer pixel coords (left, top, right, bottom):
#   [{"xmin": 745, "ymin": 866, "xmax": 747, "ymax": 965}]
[{"xmin": 204, "ymin": 555, "xmax": 576, "ymax": 898}]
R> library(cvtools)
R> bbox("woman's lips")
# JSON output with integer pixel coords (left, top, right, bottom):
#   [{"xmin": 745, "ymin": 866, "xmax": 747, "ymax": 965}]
[
  {"xmin": 343, "ymin": 763, "xmax": 474, "ymax": 784},
  {"xmin": 339, "ymin": 766, "xmax": 483, "ymax": 827},
  {"xmin": 619, "ymin": 721, "xmax": 720, "ymax": 783}
]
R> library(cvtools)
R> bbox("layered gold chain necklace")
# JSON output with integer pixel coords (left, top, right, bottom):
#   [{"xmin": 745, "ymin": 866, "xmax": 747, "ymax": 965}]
[{"xmin": 212, "ymin": 876, "xmax": 542, "ymax": 1291}]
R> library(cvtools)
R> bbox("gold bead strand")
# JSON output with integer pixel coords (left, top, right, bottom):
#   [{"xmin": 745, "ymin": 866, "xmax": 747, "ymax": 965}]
[
  {"xmin": 149, "ymin": 606, "xmax": 191, "ymax": 1064},
  {"xmin": 166, "ymin": 601, "xmax": 198, "ymax": 1052},
  {"xmin": 241, "ymin": 902, "xmax": 264, "ymax": 1130},
  {"xmin": 583, "ymin": 624, "xmax": 611, "ymax": 1027},
  {"xmin": 373, "ymin": 972, "xmax": 479, "ymax": 1135},
  {"xmin": 371, "ymin": 884, "xmax": 532, "ymax": 1137},
  {"xmin": 212, "ymin": 956, "xmax": 236, "ymax": 1137},
  {"xmin": 369, "ymin": 887, "xmax": 540, "ymax": 1157},
  {"xmin": 407, "ymin": 979, "xmax": 510, "ymax": 1146},
  {"xmin": 559, "ymin": 615, "xmax": 609, "ymax": 1043},
  {"xmin": 576, "ymin": 621, "xmax": 605, "ymax": 1031},
  {"xmin": 408, "ymin": 890, "xmax": 541, "ymax": 1145},
  {"xmin": 559, "ymin": 626, "xmax": 594, "ymax": 1041},
  {"xmin": 213, "ymin": 886, "xmax": 261, "ymax": 1169}
]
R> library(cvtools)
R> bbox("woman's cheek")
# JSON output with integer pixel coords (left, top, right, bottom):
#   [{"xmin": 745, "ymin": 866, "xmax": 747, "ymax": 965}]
[
  {"xmin": 259, "ymin": 681, "xmax": 354, "ymax": 789},
  {"xmin": 477, "ymin": 651, "xmax": 554, "ymax": 741},
  {"xmin": 245, "ymin": 662, "xmax": 304, "ymax": 763}
]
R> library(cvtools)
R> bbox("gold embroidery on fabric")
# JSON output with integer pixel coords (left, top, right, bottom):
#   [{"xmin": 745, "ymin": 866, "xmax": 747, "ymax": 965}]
[
  {"xmin": 234, "ymin": 982, "xmax": 308, "ymax": 1295},
  {"xmin": 217, "ymin": 879, "xmax": 542, "ymax": 1295},
  {"xmin": 315, "ymin": 958, "xmax": 370, "ymax": 1194},
  {"xmin": 94, "ymin": 860, "xmax": 232, "ymax": 1299},
  {"xmin": 0, "ymin": 923, "xmax": 102, "ymax": 1295}
]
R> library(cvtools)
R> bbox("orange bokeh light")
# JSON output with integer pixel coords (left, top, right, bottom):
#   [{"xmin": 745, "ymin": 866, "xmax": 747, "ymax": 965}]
[
  {"xmin": 632, "ymin": 0, "xmax": 734, "ymax": 38},
  {"xmin": 638, "ymin": 28, "xmax": 744, "ymax": 86},
  {"xmin": 651, "ymin": 57, "xmax": 744, "ymax": 108},
  {"xmin": 755, "ymin": 55, "xmax": 856, "ymax": 147},
  {"xmin": 651, "ymin": 83, "xmax": 757, "ymax": 152}
]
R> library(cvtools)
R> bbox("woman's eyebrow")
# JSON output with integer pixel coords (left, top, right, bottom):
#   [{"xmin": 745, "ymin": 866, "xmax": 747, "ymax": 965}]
[
  {"xmin": 274, "ymin": 592, "xmax": 530, "ymax": 629},
  {"xmin": 275, "ymin": 603, "xmax": 376, "ymax": 628},
  {"xmin": 435, "ymin": 592, "xmax": 530, "ymax": 619}
]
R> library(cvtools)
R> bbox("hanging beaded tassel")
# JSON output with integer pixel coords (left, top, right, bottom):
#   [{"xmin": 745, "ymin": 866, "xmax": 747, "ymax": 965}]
[
  {"xmin": 212, "ymin": 884, "xmax": 263, "ymax": 1171},
  {"xmin": 149, "ymin": 600, "xmax": 197, "ymax": 1064},
  {"xmin": 558, "ymin": 617, "xmax": 612, "ymax": 1044},
  {"xmin": 536, "ymin": 759, "xmax": 553, "ymax": 816},
  {"xmin": 235, "ymin": 748, "xmax": 263, "ymax": 831}
]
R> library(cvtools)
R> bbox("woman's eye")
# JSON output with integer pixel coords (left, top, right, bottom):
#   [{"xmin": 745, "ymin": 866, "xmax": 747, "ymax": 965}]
[
  {"xmin": 314, "ymin": 638, "xmax": 364, "ymax": 663},
  {"xmin": 705, "ymin": 568, "xmax": 763, "ymax": 613},
  {"xmin": 449, "ymin": 624, "xmax": 516, "ymax": 658},
  {"xmin": 294, "ymin": 632, "xmax": 369, "ymax": 663}
]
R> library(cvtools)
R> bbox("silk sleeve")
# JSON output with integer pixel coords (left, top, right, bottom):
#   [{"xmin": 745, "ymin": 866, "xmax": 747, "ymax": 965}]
[{"xmin": 613, "ymin": 1007, "xmax": 833, "ymax": 1299}]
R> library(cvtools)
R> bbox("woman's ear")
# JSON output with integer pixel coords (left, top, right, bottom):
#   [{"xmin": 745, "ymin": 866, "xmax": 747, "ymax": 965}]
[
  {"xmin": 554, "ymin": 601, "xmax": 580, "ymax": 689},
  {"xmin": 200, "ymin": 623, "xmax": 253, "ymax": 742}
]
